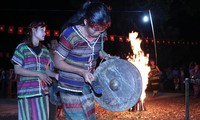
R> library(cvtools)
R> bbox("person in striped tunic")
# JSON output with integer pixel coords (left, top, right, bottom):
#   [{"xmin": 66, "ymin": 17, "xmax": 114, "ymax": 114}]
[
  {"xmin": 148, "ymin": 59, "xmax": 161, "ymax": 97},
  {"xmin": 53, "ymin": 1, "xmax": 112, "ymax": 120},
  {"xmin": 11, "ymin": 20, "xmax": 58, "ymax": 120}
]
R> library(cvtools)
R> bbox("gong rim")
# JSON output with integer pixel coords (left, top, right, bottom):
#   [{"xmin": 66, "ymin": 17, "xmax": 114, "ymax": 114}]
[{"xmin": 93, "ymin": 58, "xmax": 143, "ymax": 112}]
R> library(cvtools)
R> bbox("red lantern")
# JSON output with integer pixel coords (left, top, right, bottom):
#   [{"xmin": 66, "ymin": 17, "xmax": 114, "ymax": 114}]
[
  {"xmin": 54, "ymin": 30, "xmax": 59, "ymax": 37},
  {"xmin": 162, "ymin": 40, "xmax": 165, "ymax": 44},
  {"xmin": 8, "ymin": 26, "xmax": 14, "ymax": 34},
  {"xmin": 110, "ymin": 35, "xmax": 115, "ymax": 41},
  {"xmin": 167, "ymin": 41, "xmax": 170, "ymax": 44},
  {"xmin": 145, "ymin": 38, "xmax": 149, "ymax": 44},
  {"xmin": 0, "ymin": 25, "xmax": 5, "ymax": 32},
  {"xmin": 45, "ymin": 29, "xmax": 50, "ymax": 36},
  {"xmin": 17, "ymin": 27, "xmax": 24, "ymax": 34},
  {"xmin": 118, "ymin": 36, "xmax": 123, "ymax": 42}
]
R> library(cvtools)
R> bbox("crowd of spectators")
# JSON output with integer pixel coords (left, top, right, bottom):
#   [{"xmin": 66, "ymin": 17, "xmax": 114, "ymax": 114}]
[{"xmin": 151, "ymin": 61, "xmax": 200, "ymax": 98}]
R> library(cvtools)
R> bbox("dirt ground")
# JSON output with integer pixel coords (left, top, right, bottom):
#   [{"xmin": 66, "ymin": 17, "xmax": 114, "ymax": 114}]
[
  {"xmin": 1, "ymin": 92, "xmax": 200, "ymax": 120},
  {"xmin": 95, "ymin": 92, "xmax": 200, "ymax": 120}
]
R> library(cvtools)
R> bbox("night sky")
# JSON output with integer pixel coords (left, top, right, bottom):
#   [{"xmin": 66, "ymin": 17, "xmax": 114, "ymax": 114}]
[{"xmin": 0, "ymin": 0, "xmax": 200, "ymax": 69}]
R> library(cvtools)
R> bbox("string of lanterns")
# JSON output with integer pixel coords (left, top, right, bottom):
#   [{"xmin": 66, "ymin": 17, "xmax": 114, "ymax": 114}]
[
  {"xmin": 0, "ymin": 25, "xmax": 59, "ymax": 36},
  {"xmin": 107, "ymin": 35, "xmax": 199, "ymax": 46},
  {"xmin": 0, "ymin": 25, "xmax": 199, "ymax": 46}
]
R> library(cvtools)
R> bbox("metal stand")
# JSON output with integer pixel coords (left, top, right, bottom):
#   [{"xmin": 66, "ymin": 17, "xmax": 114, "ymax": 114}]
[
  {"xmin": 185, "ymin": 78, "xmax": 189, "ymax": 120},
  {"xmin": 185, "ymin": 78, "xmax": 200, "ymax": 120}
]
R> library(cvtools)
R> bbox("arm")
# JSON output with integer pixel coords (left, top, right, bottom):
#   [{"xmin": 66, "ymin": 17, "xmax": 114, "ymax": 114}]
[
  {"xmin": 156, "ymin": 66, "xmax": 161, "ymax": 73},
  {"xmin": 45, "ymin": 65, "xmax": 58, "ymax": 80},
  {"xmin": 99, "ymin": 32, "xmax": 120, "ymax": 60},
  {"xmin": 153, "ymin": 66, "xmax": 161, "ymax": 76},
  {"xmin": 100, "ymin": 50, "xmax": 120, "ymax": 60},
  {"xmin": 53, "ymin": 52, "xmax": 94, "ymax": 83},
  {"xmin": 14, "ymin": 64, "xmax": 52, "ymax": 85},
  {"xmin": 99, "ymin": 50, "xmax": 110, "ymax": 60}
]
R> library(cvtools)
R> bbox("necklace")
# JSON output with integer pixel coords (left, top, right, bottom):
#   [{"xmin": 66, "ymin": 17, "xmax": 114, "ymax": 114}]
[{"xmin": 76, "ymin": 26, "xmax": 100, "ymax": 71}]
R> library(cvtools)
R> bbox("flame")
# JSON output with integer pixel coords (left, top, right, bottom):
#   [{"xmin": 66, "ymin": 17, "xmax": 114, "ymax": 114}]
[{"xmin": 127, "ymin": 31, "xmax": 150, "ymax": 103}]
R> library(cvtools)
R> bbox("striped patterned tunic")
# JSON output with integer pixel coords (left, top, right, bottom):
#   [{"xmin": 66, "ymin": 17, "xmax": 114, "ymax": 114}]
[
  {"xmin": 149, "ymin": 66, "xmax": 160, "ymax": 81},
  {"xmin": 11, "ymin": 43, "xmax": 51, "ymax": 98},
  {"xmin": 56, "ymin": 26, "xmax": 104, "ymax": 93}
]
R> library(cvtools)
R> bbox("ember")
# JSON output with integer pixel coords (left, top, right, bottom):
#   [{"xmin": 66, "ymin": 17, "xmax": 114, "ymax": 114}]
[{"xmin": 129, "ymin": 100, "xmax": 146, "ymax": 112}]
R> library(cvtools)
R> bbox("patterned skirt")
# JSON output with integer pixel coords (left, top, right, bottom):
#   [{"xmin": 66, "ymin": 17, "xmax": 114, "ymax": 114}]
[
  {"xmin": 60, "ymin": 85, "xmax": 96, "ymax": 120},
  {"xmin": 18, "ymin": 95, "xmax": 49, "ymax": 120}
]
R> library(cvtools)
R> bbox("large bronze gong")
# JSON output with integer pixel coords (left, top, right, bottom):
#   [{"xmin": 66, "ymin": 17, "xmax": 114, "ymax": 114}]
[{"xmin": 93, "ymin": 58, "xmax": 143, "ymax": 112}]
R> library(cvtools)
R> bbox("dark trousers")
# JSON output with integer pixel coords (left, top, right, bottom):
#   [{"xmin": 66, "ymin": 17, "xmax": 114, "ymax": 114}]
[{"xmin": 49, "ymin": 102, "xmax": 57, "ymax": 120}]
